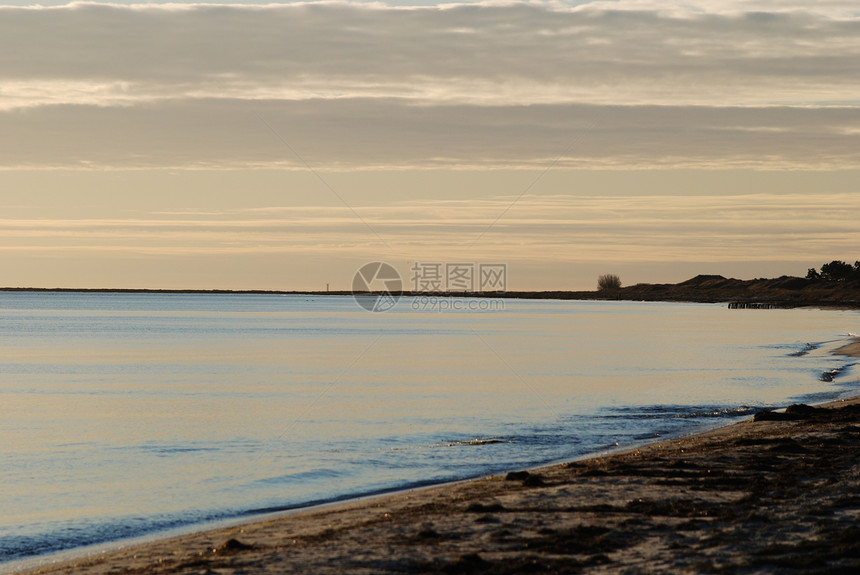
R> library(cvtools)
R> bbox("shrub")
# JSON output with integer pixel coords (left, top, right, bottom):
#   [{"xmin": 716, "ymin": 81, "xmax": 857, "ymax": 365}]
[{"xmin": 597, "ymin": 274, "xmax": 622, "ymax": 290}]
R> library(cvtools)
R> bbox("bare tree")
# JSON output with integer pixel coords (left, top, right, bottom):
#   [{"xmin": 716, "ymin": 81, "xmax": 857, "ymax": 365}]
[{"xmin": 597, "ymin": 274, "xmax": 622, "ymax": 290}]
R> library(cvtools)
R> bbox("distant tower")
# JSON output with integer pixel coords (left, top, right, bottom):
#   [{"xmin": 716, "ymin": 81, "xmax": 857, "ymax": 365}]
[{"xmin": 326, "ymin": 283, "xmax": 329, "ymax": 293}]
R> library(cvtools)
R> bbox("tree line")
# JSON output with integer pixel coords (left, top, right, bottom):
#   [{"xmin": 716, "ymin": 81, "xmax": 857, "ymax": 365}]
[{"xmin": 806, "ymin": 260, "xmax": 860, "ymax": 282}]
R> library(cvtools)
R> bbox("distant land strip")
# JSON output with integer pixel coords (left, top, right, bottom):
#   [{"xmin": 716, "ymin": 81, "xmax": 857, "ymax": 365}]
[{"xmin": 2, "ymin": 274, "xmax": 860, "ymax": 308}]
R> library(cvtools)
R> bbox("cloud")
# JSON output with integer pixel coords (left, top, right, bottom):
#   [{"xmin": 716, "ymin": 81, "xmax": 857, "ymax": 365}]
[
  {"xmin": 3, "ymin": 98, "xmax": 859, "ymax": 169},
  {"xmin": 574, "ymin": 1, "xmax": 860, "ymax": 18},
  {"xmin": 1, "ymin": 2, "xmax": 859, "ymax": 168},
  {"xmin": 3, "ymin": 192, "xmax": 859, "ymax": 264},
  {"xmin": 4, "ymin": 2, "xmax": 860, "ymax": 107}
]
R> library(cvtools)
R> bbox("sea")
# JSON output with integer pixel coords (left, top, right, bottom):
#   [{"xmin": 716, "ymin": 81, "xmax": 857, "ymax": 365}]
[{"xmin": 1, "ymin": 292, "xmax": 858, "ymax": 571}]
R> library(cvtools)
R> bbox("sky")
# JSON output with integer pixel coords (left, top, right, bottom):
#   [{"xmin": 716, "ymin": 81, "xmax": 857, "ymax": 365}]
[{"xmin": 1, "ymin": 1, "xmax": 859, "ymax": 291}]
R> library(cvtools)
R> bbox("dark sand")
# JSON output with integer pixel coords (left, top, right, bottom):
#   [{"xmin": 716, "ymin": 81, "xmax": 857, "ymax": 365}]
[
  {"xmin": 16, "ymin": 392, "xmax": 860, "ymax": 575},
  {"xmin": 833, "ymin": 339, "xmax": 860, "ymax": 358}
]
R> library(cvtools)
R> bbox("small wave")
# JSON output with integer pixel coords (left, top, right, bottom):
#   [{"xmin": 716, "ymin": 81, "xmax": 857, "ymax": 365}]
[
  {"xmin": 443, "ymin": 437, "xmax": 510, "ymax": 447},
  {"xmin": 820, "ymin": 363, "xmax": 857, "ymax": 382},
  {"xmin": 789, "ymin": 342, "xmax": 820, "ymax": 357},
  {"xmin": 253, "ymin": 468, "xmax": 345, "ymax": 485},
  {"xmin": 599, "ymin": 405, "xmax": 758, "ymax": 420},
  {"xmin": 243, "ymin": 476, "xmax": 466, "ymax": 517},
  {"xmin": 387, "ymin": 437, "xmax": 512, "ymax": 451},
  {"xmin": 0, "ymin": 512, "xmax": 222, "ymax": 565},
  {"xmin": 140, "ymin": 445, "xmax": 220, "ymax": 455}
]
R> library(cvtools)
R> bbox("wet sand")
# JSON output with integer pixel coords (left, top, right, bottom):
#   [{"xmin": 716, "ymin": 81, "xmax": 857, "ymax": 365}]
[
  {"xmin": 15, "ymin": 390, "xmax": 860, "ymax": 575},
  {"xmin": 833, "ymin": 338, "xmax": 860, "ymax": 358}
]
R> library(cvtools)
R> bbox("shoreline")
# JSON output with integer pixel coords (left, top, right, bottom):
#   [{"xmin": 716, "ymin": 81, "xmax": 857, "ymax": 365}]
[
  {"xmin": 12, "ymin": 392, "xmax": 860, "ymax": 575},
  {"xmin": 0, "ymin": 302, "xmax": 860, "ymax": 573},
  {"xmin": 3, "ymin": 284, "xmax": 859, "ymax": 310}
]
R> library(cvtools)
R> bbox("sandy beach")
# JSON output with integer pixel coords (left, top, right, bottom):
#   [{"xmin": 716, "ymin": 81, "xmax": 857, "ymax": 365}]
[
  {"xmin": 12, "ymin": 382, "xmax": 859, "ymax": 575},
  {"xmin": 6, "ymin": 0, "xmax": 860, "ymax": 570}
]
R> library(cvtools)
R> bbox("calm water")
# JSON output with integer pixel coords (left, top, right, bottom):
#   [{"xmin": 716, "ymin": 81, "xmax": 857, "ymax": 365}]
[{"xmin": 1, "ymin": 292, "xmax": 858, "ymax": 569}]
